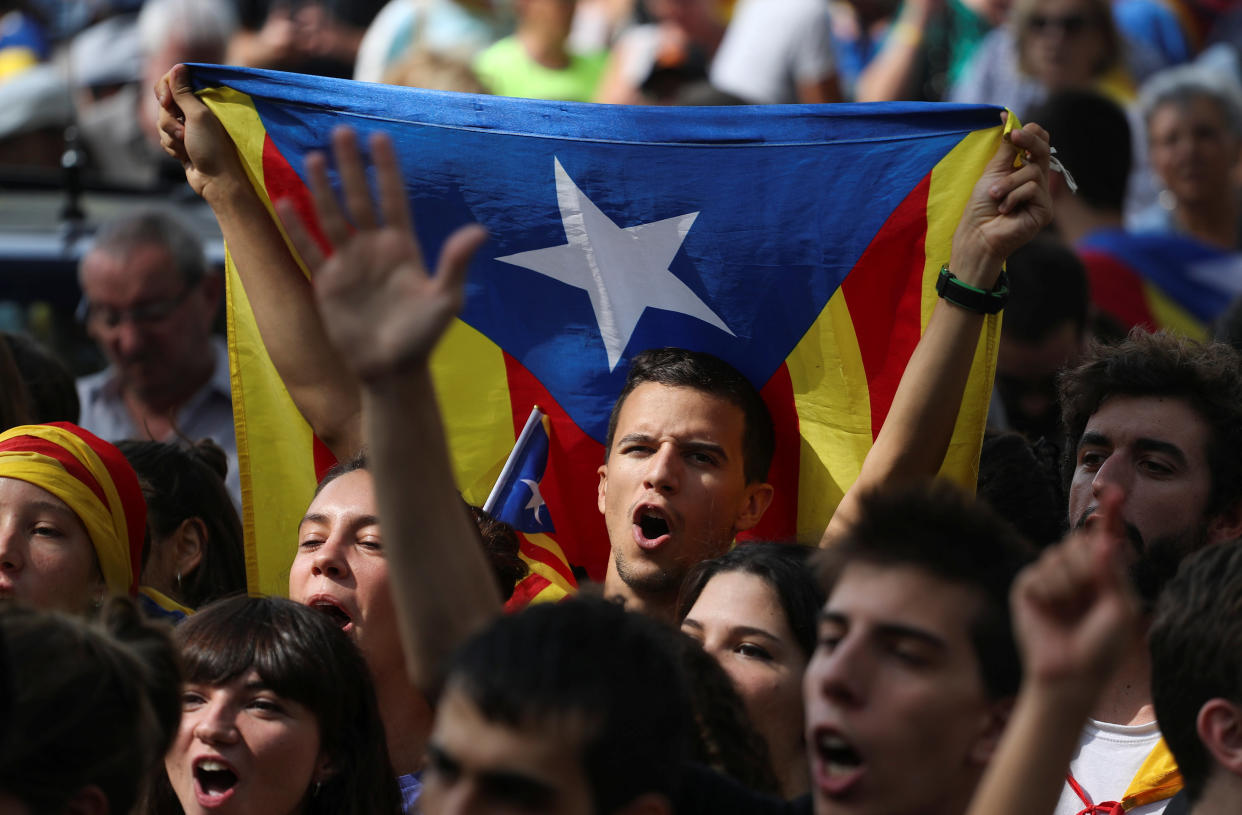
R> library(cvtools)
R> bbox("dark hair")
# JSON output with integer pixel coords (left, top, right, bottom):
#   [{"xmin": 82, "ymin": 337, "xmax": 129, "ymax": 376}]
[
  {"xmin": 1211, "ymin": 294, "xmax": 1242, "ymax": 352},
  {"xmin": 1001, "ymin": 237, "xmax": 1089, "ymax": 343},
  {"xmin": 977, "ymin": 431, "xmax": 1068, "ymax": 549},
  {"xmin": 1028, "ymin": 90, "xmax": 1132, "ymax": 211},
  {"xmin": 150, "ymin": 595, "xmax": 401, "ymax": 815},
  {"xmin": 674, "ymin": 631, "xmax": 780, "ymax": 795},
  {"xmin": 465, "ymin": 503, "xmax": 528, "ymax": 602},
  {"xmin": 1058, "ymin": 331, "xmax": 1242, "ymax": 518},
  {"xmin": 1, "ymin": 331, "xmax": 80, "ymax": 425},
  {"xmin": 605, "ymin": 348, "xmax": 775, "ymax": 484},
  {"xmin": 445, "ymin": 598, "xmax": 693, "ymax": 812},
  {"xmin": 819, "ymin": 480, "xmax": 1035, "ymax": 699},
  {"xmin": 0, "ymin": 598, "xmax": 181, "ymax": 814},
  {"xmin": 1150, "ymin": 540, "xmax": 1242, "ymax": 803},
  {"xmin": 677, "ymin": 542, "xmax": 825, "ymax": 658},
  {"xmin": 118, "ymin": 439, "xmax": 246, "ymax": 609}
]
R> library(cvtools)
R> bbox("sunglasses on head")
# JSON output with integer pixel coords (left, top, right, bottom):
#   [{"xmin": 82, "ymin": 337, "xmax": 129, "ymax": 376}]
[{"xmin": 1028, "ymin": 12, "xmax": 1094, "ymax": 34}]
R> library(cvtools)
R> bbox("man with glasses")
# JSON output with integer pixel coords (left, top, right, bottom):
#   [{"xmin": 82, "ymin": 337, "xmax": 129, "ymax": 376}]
[{"xmin": 76, "ymin": 211, "xmax": 239, "ymax": 505}]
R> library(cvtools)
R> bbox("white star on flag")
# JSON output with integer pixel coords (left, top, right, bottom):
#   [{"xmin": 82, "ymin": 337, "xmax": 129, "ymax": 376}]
[
  {"xmin": 496, "ymin": 157, "xmax": 734, "ymax": 371},
  {"xmin": 519, "ymin": 477, "xmax": 547, "ymax": 525}
]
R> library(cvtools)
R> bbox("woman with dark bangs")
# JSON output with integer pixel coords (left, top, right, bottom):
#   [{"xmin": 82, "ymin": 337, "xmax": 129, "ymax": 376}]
[
  {"xmin": 677, "ymin": 543, "xmax": 825, "ymax": 800},
  {"xmin": 148, "ymin": 595, "xmax": 402, "ymax": 815}
]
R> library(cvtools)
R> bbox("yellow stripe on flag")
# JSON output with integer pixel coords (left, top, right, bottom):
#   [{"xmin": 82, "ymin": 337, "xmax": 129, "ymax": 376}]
[
  {"xmin": 924, "ymin": 119, "xmax": 1009, "ymax": 490},
  {"xmin": 1144, "ymin": 282, "xmax": 1208, "ymax": 340}
]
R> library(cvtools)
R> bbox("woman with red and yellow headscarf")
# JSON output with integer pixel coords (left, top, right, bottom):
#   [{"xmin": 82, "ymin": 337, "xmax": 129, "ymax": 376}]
[{"xmin": 0, "ymin": 422, "xmax": 146, "ymax": 614}]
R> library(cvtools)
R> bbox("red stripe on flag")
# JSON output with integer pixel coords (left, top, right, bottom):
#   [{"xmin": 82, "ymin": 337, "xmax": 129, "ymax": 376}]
[
  {"xmin": 1078, "ymin": 249, "xmax": 1158, "ymax": 332},
  {"xmin": 262, "ymin": 134, "xmax": 333, "ymax": 258},
  {"xmin": 840, "ymin": 173, "xmax": 931, "ymax": 437},
  {"xmin": 312, "ymin": 436, "xmax": 338, "ymax": 482},
  {"xmin": 517, "ymin": 533, "xmax": 577, "ymax": 586},
  {"xmin": 739, "ymin": 363, "xmax": 799, "ymax": 543},
  {"xmin": 504, "ymin": 572, "xmax": 553, "ymax": 612},
  {"xmin": 501, "ymin": 352, "xmax": 610, "ymax": 580}
]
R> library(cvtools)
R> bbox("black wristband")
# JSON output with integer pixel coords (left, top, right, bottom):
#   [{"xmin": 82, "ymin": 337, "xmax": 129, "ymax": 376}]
[{"xmin": 935, "ymin": 265, "xmax": 1009, "ymax": 314}]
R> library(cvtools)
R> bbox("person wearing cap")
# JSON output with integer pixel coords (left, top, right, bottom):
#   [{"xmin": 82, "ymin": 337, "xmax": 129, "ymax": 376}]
[{"xmin": 0, "ymin": 422, "xmax": 147, "ymax": 615}]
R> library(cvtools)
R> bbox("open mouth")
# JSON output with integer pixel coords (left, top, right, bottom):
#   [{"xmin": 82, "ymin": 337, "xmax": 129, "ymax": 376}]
[
  {"xmin": 309, "ymin": 598, "xmax": 353, "ymax": 630},
  {"xmin": 812, "ymin": 731, "xmax": 865, "ymax": 795},
  {"xmin": 633, "ymin": 506, "xmax": 673, "ymax": 550},
  {"xmin": 194, "ymin": 759, "xmax": 238, "ymax": 804}
]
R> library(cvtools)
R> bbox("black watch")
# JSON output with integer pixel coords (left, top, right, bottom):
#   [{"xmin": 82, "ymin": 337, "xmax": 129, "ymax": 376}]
[{"xmin": 935, "ymin": 265, "xmax": 1009, "ymax": 314}]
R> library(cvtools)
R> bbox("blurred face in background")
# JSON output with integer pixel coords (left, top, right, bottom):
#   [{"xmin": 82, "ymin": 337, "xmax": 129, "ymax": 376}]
[
  {"xmin": 1148, "ymin": 95, "xmax": 1242, "ymax": 209},
  {"xmin": 1018, "ymin": 0, "xmax": 1110, "ymax": 91}
]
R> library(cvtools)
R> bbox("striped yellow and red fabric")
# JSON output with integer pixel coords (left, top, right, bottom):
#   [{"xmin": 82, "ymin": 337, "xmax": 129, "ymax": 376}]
[
  {"xmin": 186, "ymin": 64, "xmax": 1009, "ymax": 596},
  {"xmin": 0, "ymin": 422, "xmax": 146, "ymax": 597}
]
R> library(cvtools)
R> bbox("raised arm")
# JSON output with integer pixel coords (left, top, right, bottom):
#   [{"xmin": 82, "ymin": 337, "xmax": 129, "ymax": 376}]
[
  {"xmin": 276, "ymin": 127, "xmax": 499, "ymax": 696},
  {"xmin": 154, "ymin": 64, "xmax": 364, "ymax": 460},
  {"xmin": 967, "ymin": 485, "xmax": 1139, "ymax": 815},
  {"xmin": 823, "ymin": 114, "xmax": 1052, "ymax": 546}
]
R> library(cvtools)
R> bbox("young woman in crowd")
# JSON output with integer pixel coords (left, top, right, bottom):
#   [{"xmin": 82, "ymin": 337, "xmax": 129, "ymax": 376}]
[
  {"xmin": 677, "ymin": 543, "xmax": 824, "ymax": 799},
  {"xmin": 148, "ymin": 594, "xmax": 402, "ymax": 815},
  {"xmin": 0, "ymin": 422, "xmax": 147, "ymax": 615},
  {"xmin": 118, "ymin": 439, "xmax": 247, "ymax": 615},
  {"xmin": 0, "ymin": 597, "xmax": 181, "ymax": 814}
]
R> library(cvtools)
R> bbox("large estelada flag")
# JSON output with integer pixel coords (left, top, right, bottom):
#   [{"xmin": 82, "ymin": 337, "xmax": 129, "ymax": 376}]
[
  {"xmin": 185, "ymin": 64, "xmax": 1009, "ymax": 597},
  {"xmin": 1078, "ymin": 228, "xmax": 1242, "ymax": 340}
]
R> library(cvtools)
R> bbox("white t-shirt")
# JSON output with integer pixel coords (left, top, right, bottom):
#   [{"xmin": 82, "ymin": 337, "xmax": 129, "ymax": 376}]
[
  {"xmin": 1053, "ymin": 719, "xmax": 1171, "ymax": 815},
  {"xmin": 709, "ymin": 0, "xmax": 836, "ymax": 105}
]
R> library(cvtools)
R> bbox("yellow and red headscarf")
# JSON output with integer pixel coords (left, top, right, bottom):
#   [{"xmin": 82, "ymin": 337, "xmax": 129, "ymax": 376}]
[{"xmin": 0, "ymin": 422, "xmax": 146, "ymax": 597}]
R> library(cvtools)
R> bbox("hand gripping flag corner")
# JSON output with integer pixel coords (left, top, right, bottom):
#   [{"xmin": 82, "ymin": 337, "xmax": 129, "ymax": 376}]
[{"xmin": 187, "ymin": 64, "xmax": 1010, "ymax": 595}]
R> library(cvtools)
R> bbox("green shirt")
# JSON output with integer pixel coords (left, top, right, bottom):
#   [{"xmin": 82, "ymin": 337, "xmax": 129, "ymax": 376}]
[{"xmin": 474, "ymin": 36, "xmax": 607, "ymax": 102}]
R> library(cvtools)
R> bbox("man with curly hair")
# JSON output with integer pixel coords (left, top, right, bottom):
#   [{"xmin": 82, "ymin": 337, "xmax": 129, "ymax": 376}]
[{"xmin": 1051, "ymin": 330, "xmax": 1242, "ymax": 815}]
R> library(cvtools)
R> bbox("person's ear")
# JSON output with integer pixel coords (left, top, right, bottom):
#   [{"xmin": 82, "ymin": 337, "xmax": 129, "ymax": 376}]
[
  {"xmin": 613, "ymin": 792, "xmax": 674, "ymax": 815},
  {"xmin": 61, "ymin": 784, "xmax": 109, "ymax": 815},
  {"xmin": 173, "ymin": 517, "xmax": 206, "ymax": 581},
  {"xmin": 597, "ymin": 464, "xmax": 609, "ymax": 516},
  {"xmin": 1208, "ymin": 500, "xmax": 1242, "ymax": 545},
  {"xmin": 1198, "ymin": 698, "xmax": 1242, "ymax": 778},
  {"xmin": 968, "ymin": 697, "xmax": 1014, "ymax": 766},
  {"xmin": 733, "ymin": 482, "xmax": 774, "ymax": 532}
]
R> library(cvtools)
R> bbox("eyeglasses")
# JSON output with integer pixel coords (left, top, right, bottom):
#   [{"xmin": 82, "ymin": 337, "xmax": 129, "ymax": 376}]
[
  {"xmin": 1027, "ymin": 12, "xmax": 1095, "ymax": 35},
  {"xmin": 76, "ymin": 281, "xmax": 197, "ymax": 329}
]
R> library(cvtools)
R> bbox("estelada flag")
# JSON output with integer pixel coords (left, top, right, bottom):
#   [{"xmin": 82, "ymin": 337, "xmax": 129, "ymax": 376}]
[
  {"xmin": 184, "ymin": 64, "xmax": 1010, "ymax": 597},
  {"xmin": 484, "ymin": 406, "xmax": 577, "ymax": 609},
  {"xmin": 1078, "ymin": 228, "xmax": 1242, "ymax": 340}
]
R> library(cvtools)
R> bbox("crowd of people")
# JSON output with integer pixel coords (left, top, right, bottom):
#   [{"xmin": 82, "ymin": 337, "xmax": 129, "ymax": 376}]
[{"xmin": 2, "ymin": 0, "xmax": 1242, "ymax": 814}]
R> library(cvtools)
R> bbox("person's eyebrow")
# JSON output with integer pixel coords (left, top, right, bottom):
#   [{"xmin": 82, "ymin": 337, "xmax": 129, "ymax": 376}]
[
  {"xmin": 27, "ymin": 500, "xmax": 75, "ymax": 518},
  {"xmin": 1078, "ymin": 430, "xmax": 1112, "ymax": 449},
  {"xmin": 817, "ymin": 612, "xmax": 947, "ymax": 650},
  {"xmin": 297, "ymin": 513, "xmax": 381, "ymax": 529},
  {"xmin": 681, "ymin": 618, "xmax": 778, "ymax": 641},
  {"xmin": 477, "ymin": 769, "xmax": 558, "ymax": 808},
  {"xmin": 616, "ymin": 433, "xmax": 729, "ymax": 461},
  {"xmin": 1133, "ymin": 437, "xmax": 1188, "ymax": 466}
]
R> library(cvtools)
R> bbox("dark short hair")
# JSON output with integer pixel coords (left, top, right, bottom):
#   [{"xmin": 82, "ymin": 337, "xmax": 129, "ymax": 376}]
[
  {"xmin": 118, "ymin": 439, "xmax": 246, "ymax": 610},
  {"xmin": 819, "ymin": 480, "xmax": 1035, "ymax": 699},
  {"xmin": 1002, "ymin": 237, "xmax": 1089, "ymax": 343},
  {"xmin": 677, "ymin": 542, "xmax": 825, "ymax": 659},
  {"xmin": 1, "ymin": 331, "xmax": 80, "ymax": 424},
  {"xmin": 1150, "ymin": 541, "xmax": 1242, "ymax": 803},
  {"xmin": 1058, "ymin": 331, "xmax": 1242, "ymax": 518},
  {"xmin": 0, "ymin": 598, "xmax": 180, "ymax": 814},
  {"xmin": 977, "ymin": 431, "xmax": 1068, "ymax": 549},
  {"xmin": 1028, "ymin": 90, "xmax": 1132, "ymax": 211},
  {"xmin": 604, "ymin": 348, "xmax": 775, "ymax": 484},
  {"xmin": 445, "ymin": 598, "xmax": 693, "ymax": 813},
  {"xmin": 152, "ymin": 596, "xmax": 402, "ymax": 815}
]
